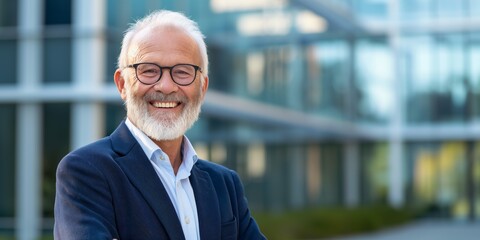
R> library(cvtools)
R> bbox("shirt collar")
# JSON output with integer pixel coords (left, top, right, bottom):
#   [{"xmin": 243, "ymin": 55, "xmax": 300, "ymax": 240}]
[{"xmin": 125, "ymin": 118, "xmax": 198, "ymax": 172}]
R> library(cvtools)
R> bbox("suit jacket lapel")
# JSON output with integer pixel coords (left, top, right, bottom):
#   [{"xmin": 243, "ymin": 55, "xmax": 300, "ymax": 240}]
[
  {"xmin": 190, "ymin": 165, "xmax": 221, "ymax": 240},
  {"xmin": 110, "ymin": 122, "xmax": 185, "ymax": 240}
]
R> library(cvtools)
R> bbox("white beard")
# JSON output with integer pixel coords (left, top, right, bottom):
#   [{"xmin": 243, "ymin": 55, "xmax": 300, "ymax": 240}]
[{"xmin": 124, "ymin": 85, "xmax": 202, "ymax": 141}]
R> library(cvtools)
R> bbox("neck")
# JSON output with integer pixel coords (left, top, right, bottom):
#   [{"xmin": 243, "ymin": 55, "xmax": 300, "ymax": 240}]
[{"xmin": 153, "ymin": 136, "xmax": 184, "ymax": 175}]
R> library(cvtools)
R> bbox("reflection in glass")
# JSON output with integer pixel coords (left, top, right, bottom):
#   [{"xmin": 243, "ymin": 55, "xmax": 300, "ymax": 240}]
[
  {"xmin": 42, "ymin": 103, "xmax": 71, "ymax": 217},
  {"xmin": 0, "ymin": 104, "xmax": 16, "ymax": 218},
  {"xmin": 44, "ymin": 0, "xmax": 71, "ymax": 25},
  {"xmin": 360, "ymin": 142, "xmax": 389, "ymax": 204},
  {"xmin": 105, "ymin": 103, "xmax": 126, "ymax": 135},
  {"xmin": 407, "ymin": 142, "xmax": 468, "ymax": 219},
  {"xmin": 404, "ymin": 34, "xmax": 477, "ymax": 123},
  {"xmin": 0, "ymin": 40, "xmax": 16, "ymax": 84},
  {"xmin": 43, "ymin": 38, "xmax": 72, "ymax": 84},
  {"xmin": 355, "ymin": 38, "xmax": 392, "ymax": 122},
  {"xmin": 306, "ymin": 41, "xmax": 350, "ymax": 119},
  {"xmin": 0, "ymin": 0, "xmax": 17, "ymax": 27}
]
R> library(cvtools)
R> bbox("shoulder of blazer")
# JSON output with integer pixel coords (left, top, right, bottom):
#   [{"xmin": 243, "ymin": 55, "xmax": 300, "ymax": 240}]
[
  {"xmin": 59, "ymin": 121, "xmax": 137, "ymax": 173},
  {"xmin": 194, "ymin": 159, "xmax": 235, "ymax": 174}
]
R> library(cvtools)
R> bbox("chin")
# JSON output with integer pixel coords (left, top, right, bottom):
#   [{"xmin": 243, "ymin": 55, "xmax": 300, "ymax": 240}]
[{"xmin": 139, "ymin": 117, "xmax": 188, "ymax": 141}]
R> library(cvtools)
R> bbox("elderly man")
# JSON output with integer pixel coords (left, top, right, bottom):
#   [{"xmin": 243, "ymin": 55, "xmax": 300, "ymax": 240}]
[{"xmin": 54, "ymin": 10, "xmax": 265, "ymax": 240}]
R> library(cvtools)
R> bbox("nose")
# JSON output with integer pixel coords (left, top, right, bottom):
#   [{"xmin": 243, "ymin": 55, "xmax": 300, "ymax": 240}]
[{"xmin": 152, "ymin": 68, "xmax": 178, "ymax": 94}]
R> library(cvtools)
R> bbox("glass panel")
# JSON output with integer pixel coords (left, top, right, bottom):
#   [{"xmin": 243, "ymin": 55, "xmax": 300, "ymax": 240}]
[
  {"xmin": 0, "ymin": 40, "xmax": 16, "ymax": 84},
  {"xmin": 406, "ymin": 142, "xmax": 468, "ymax": 219},
  {"xmin": 403, "ymin": 36, "xmax": 435, "ymax": 123},
  {"xmin": 105, "ymin": 102, "xmax": 126, "ymax": 135},
  {"xmin": 42, "ymin": 103, "xmax": 71, "ymax": 217},
  {"xmin": 206, "ymin": 46, "xmax": 236, "ymax": 92},
  {"xmin": 435, "ymin": 0, "xmax": 466, "ymax": 18},
  {"xmin": 244, "ymin": 143, "xmax": 273, "ymax": 211},
  {"xmin": 401, "ymin": 0, "xmax": 434, "ymax": 20},
  {"xmin": 434, "ymin": 35, "xmax": 468, "ymax": 122},
  {"xmin": 360, "ymin": 142, "xmax": 389, "ymax": 204},
  {"xmin": 468, "ymin": 33, "xmax": 480, "ymax": 120},
  {"xmin": 43, "ymin": 38, "xmax": 72, "ymax": 84},
  {"xmin": 106, "ymin": 0, "xmax": 172, "ymax": 29},
  {"xmin": 0, "ymin": 104, "xmax": 16, "ymax": 218},
  {"xmin": 44, "ymin": 0, "xmax": 71, "ymax": 25},
  {"xmin": 318, "ymin": 144, "xmax": 343, "ymax": 205},
  {"xmin": 305, "ymin": 143, "xmax": 344, "ymax": 206},
  {"xmin": 106, "ymin": 0, "xmax": 132, "ymax": 29},
  {"xmin": 352, "ymin": 0, "xmax": 388, "ymax": 20},
  {"xmin": 242, "ymin": 144, "xmax": 321, "ymax": 211},
  {"xmin": 0, "ymin": 0, "xmax": 17, "ymax": 27},
  {"xmin": 403, "ymin": 34, "xmax": 470, "ymax": 123},
  {"xmin": 306, "ymin": 41, "xmax": 350, "ymax": 119},
  {"xmin": 106, "ymin": 36, "xmax": 121, "ymax": 83},
  {"xmin": 355, "ymin": 38, "xmax": 392, "ymax": 123},
  {"xmin": 469, "ymin": 0, "xmax": 480, "ymax": 17}
]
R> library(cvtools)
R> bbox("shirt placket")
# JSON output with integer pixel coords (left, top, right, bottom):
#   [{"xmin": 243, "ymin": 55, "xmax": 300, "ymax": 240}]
[{"xmin": 175, "ymin": 179, "xmax": 198, "ymax": 240}]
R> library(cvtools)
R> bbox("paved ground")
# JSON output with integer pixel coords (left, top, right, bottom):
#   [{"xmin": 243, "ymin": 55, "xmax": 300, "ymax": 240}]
[{"xmin": 330, "ymin": 219, "xmax": 480, "ymax": 240}]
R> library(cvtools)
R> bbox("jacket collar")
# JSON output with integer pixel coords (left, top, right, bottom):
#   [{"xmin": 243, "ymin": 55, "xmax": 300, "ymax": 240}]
[
  {"xmin": 110, "ymin": 122, "xmax": 185, "ymax": 240},
  {"xmin": 110, "ymin": 122, "xmax": 222, "ymax": 239},
  {"xmin": 190, "ymin": 166, "xmax": 222, "ymax": 240}
]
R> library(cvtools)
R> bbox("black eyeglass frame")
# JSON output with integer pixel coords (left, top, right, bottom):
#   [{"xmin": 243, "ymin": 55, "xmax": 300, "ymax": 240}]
[{"xmin": 126, "ymin": 62, "xmax": 202, "ymax": 86}]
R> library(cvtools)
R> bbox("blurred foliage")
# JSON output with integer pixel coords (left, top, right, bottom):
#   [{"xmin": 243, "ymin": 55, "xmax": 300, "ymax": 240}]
[
  {"xmin": 0, "ymin": 206, "xmax": 416, "ymax": 240},
  {"xmin": 253, "ymin": 205, "xmax": 417, "ymax": 240},
  {"xmin": 0, "ymin": 235, "xmax": 53, "ymax": 240}
]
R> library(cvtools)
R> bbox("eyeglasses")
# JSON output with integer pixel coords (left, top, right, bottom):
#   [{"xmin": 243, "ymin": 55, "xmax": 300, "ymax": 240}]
[{"xmin": 126, "ymin": 62, "xmax": 202, "ymax": 86}]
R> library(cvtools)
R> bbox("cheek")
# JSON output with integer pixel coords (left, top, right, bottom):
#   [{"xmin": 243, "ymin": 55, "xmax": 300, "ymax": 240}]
[{"xmin": 129, "ymin": 83, "xmax": 149, "ymax": 98}]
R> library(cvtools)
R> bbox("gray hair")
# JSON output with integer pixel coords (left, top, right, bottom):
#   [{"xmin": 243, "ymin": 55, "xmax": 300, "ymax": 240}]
[{"xmin": 117, "ymin": 10, "xmax": 209, "ymax": 77}]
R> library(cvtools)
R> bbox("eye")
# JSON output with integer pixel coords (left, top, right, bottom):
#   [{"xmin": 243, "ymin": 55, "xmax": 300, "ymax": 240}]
[
  {"xmin": 137, "ymin": 64, "xmax": 160, "ymax": 77},
  {"xmin": 172, "ymin": 65, "xmax": 194, "ymax": 78}
]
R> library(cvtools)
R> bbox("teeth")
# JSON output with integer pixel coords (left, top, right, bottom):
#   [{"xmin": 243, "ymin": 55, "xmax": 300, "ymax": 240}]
[{"xmin": 152, "ymin": 102, "xmax": 178, "ymax": 108}]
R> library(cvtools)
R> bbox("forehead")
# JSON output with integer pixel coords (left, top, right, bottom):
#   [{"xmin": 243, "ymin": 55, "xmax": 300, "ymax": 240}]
[{"xmin": 128, "ymin": 25, "xmax": 201, "ymax": 64}]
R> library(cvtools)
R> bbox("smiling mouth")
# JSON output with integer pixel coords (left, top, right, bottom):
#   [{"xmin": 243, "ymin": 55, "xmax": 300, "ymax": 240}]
[{"xmin": 151, "ymin": 101, "xmax": 180, "ymax": 108}]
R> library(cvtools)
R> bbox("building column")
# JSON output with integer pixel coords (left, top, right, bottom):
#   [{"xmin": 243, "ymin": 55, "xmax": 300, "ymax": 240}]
[
  {"xmin": 388, "ymin": 139, "xmax": 404, "ymax": 208},
  {"xmin": 343, "ymin": 141, "xmax": 360, "ymax": 207},
  {"xmin": 15, "ymin": 0, "xmax": 43, "ymax": 239},
  {"xmin": 388, "ymin": 0, "xmax": 405, "ymax": 208},
  {"xmin": 71, "ymin": 0, "xmax": 106, "ymax": 150}
]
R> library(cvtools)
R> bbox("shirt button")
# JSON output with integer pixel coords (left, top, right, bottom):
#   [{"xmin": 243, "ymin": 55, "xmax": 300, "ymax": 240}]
[
  {"xmin": 185, "ymin": 216, "xmax": 190, "ymax": 224},
  {"xmin": 159, "ymin": 155, "xmax": 165, "ymax": 161}
]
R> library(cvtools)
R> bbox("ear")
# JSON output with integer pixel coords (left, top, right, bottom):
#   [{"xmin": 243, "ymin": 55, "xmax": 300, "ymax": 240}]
[
  {"xmin": 114, "ymin": 69, "xmax": 128, "ymax": 101},
  {"xmin": 200, "ymin": 75, "xmax": 209, "ymax": 100}
]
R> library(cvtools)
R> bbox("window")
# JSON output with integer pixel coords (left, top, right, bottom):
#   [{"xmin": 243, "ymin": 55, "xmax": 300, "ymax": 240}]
[
  {"xmin": 105, "ymin": 103, "xmax": 126, "ymax": 135},
  {"xmin": 0, "ymin": 104, "xmax": 16, "ymax": 218},
  {"xmin": 405, "ymin": 142, "xmax": 468, "ymax": 218},
  {"xmin": 0, "ymin": 0, "xmax": 17, "ymax": 27},
  {"xmin": 44, "ymin": 0, "xmax": 71, "ymax": 25},
  {"xmin": 42, "ymin": 103, "xmax": 71, "ymax": 217},
  {"xmin": 360, "ymin": 142, "xmax": 389, "ymax": 204},
  {"xmin": 0, "ymin": 40, "xmax": 16, "ymax": 84},
  {"xmin": 43, "ymin": 38, "xmax": 72, "ymax": 84}
]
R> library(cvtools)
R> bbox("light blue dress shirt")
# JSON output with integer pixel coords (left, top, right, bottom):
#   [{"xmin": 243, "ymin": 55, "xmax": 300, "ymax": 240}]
[{"xmin": 125, "ymin": 118, "xmax": 200, "ymax": 240}]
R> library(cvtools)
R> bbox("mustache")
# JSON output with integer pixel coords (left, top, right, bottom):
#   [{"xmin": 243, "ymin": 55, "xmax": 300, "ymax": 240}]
[{"xmin": 143, "ymin": 92, "xmax": 187, "ymax": 103}]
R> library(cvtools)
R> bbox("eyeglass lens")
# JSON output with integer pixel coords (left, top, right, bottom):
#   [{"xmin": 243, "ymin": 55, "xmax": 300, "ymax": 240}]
[{"xmin": 135, "ymin": 63, "xmax": 197, "ymax": 85}]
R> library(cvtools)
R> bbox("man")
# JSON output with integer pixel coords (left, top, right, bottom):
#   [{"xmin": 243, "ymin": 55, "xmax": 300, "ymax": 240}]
[{"xmin": 54, "ymin": 10, "xmax": 266, "ymax": 240}]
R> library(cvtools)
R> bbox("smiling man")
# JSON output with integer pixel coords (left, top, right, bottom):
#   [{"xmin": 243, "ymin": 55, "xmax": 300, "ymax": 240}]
[{"xmin": 54, "ymin": 10, "xmax": 265, "ymax": 240}]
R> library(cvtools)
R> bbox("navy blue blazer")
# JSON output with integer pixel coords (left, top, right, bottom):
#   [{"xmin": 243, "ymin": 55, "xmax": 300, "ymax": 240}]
[{"xmin": 54, "ymin": 122, "xmax": 265, "ymax": 240}]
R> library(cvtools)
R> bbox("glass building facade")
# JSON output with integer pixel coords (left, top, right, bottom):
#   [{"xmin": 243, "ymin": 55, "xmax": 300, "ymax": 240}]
[{"xmin": 1, "ymin": 0, "xmax": 480, "ymax": 239}]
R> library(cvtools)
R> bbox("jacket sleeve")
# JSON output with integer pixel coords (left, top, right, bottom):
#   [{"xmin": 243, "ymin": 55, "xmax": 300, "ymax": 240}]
[
  {"xmin": 230, "ymin": 170, "xmax": 267, "ymax": 240},
  {"xmin": 54, "ymin": 152, "xmax": 118, "ymax": 240}
]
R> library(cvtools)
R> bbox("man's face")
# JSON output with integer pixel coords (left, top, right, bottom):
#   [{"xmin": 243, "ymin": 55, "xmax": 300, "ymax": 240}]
[{"xmin": 115, "ymin": 26, "xmax": 208, "ymax": 141}]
